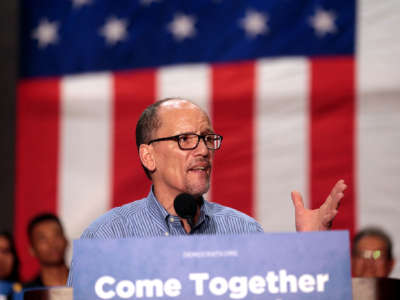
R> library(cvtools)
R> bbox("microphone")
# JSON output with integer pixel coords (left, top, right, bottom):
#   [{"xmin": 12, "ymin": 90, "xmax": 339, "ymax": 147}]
[{"xmin": 174, "ymin": 193, "xmax": 198, "ymax": 231}]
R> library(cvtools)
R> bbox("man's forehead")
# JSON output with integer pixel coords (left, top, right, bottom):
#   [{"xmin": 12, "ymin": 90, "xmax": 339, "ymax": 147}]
[
  {"xmin": 158, "ymin": 100, "xmax": 211, "ymax": 124},
  {"xmin": 358, "ymin": 235, "xmax": 387, "ymax": 249},
  {"xmin": 159, "ymin": 99, "xmax": 203, "ymax": 111},
  {"xmin": 0, "ymin": 237, "xmax": 10, "ymax": 247},
  {"xmin": 33, "ymin": 220, "xmax": 62, "ymax": 232}
]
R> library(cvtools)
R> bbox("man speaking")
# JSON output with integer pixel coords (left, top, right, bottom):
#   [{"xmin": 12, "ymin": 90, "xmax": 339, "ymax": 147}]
[{"xmin": 68, "ymin": 98, "xmax": 346, "ymax": 283}]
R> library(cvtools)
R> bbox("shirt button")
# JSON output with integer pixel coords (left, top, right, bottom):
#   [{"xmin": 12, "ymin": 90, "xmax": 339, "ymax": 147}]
[
  {"xmin": 169, "ymin": 217, "xmax": 175, "ymax": 222},
  {"xmin": 165, "ymin": 232, "xmax": 169, "ymax": 236}
]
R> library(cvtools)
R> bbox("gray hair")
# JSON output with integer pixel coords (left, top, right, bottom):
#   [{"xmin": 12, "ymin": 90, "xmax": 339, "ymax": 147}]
[{"xmin": 135, "ymin": 97, "xmax": 188, "ymax": 179}]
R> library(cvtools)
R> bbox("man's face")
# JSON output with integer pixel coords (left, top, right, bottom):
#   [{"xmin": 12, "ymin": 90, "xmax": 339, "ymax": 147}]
[
  {"xmin": 351, "ymin": 235, "xmax": 394, "ymax": 277},
  {"xmin": 0, "ymin": 236, "xmax": 14, "ymax": 280},
  {"xmin": 30, "ymin": 220, "xmax": 67, "ymax": 267},
  {"xmin": 150, "ymin": 101, "xmax": 215, "ymax": 199}
]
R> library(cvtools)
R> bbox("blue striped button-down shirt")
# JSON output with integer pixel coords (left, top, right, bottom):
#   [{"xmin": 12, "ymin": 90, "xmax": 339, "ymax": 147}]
[
  {"xmin": 82, "ymin": 187, "xmax": 264, "ymax": 238},
  {"xmin": 68, "ymin": 187, "xmax": 263, "ymax": 285}
]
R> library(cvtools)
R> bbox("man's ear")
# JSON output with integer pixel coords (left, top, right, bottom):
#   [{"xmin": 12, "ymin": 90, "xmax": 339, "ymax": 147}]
[
  {"xmin": 29, "ymin": 246, "xmax": 36, "ymax": 258},
  {"xmin": 63, "ymin": 235, "xmax": 69, "ymax": 249},
  {"xmin": 387, "ymin": 259, "xmax": 395, "ymax": 276},
  {"xmin": 139, "ymin": 144, "xmax": 156, "ymax": 172}
]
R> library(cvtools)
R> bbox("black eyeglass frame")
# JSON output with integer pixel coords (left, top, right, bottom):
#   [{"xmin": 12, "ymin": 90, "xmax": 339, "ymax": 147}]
[{"xmin": 147, "ymin": 133, "xmax": 223, "ymax": 150}]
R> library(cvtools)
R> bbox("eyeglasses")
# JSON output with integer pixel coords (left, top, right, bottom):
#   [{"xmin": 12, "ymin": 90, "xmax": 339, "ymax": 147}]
[
  {"xmin": 148, "ymin": 133, "xmax": 223, "ymax": 150},
  {"xmin": 355, "ymin": 249, "xmax": 388, "ymax": 261}
]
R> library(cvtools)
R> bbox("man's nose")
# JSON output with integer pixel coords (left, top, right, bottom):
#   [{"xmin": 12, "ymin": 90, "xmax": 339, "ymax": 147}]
[
  {"xmin": 363, "ymin": 259, "xmax": 378, "ymax": 276},
  {"xmin": 195, "ymin": 137, "xmax": 209, "ymax": 155}
]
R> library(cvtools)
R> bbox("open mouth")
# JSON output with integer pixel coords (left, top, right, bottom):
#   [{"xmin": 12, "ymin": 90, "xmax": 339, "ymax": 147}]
[
  {"xmin": 189, "ymin": 166, "xmax": 208, "ymax": 172},
  {"xmin": 188, "ymin": 164, "xmax": 210, "ymax": 174}
]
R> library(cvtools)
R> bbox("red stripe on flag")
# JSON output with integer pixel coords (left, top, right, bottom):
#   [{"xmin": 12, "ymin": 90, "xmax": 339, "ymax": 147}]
[
  {"xmin": 112, "ymin": 70, "xmax": 156, "ymax": 207},
  {"xmin": 211, "ymin": 61, "xmax": 255, "ymax": 216},
  {"xmin": 15, "ymin": 78, "xmax": 60, "ymax": 281},
  {"xmin": 310, "ymin": 56, "xmax": 356, "ymax": 236}
]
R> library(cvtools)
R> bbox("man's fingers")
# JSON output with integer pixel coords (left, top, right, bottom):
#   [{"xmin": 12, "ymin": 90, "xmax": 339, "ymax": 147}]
[
  {"xmin": 322, "ymin": 210, "xmax": 338, "ymax": 229},
  {"xmin": 330, "ymin": 180, "xmax": 346, "ymax": 196},
  {"xmin": 333, "ymin": 179, "xmax": 347, "ymax": 195},
  {"xmin": 333, "ymin": 192, "xmax": 344, "ymax": 207},
  {"xmin": 326, "ymin": 180, "xmax": 347, "ymax": 210},
  {"xmin": 291, "ymin": 191, "xmax": 305, "ymax": 211}
]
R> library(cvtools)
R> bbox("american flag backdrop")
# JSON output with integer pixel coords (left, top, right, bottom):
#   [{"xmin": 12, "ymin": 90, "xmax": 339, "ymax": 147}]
[{"xmin": 16, "ymin": 0, "xmax": 400, "ymax": 280}]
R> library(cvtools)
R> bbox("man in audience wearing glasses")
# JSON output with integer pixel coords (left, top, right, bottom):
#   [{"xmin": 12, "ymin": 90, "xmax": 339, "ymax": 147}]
[
  {"xmin": 352, "ymin": 227, "xmax": 395, "ymax": 278},
  {"xmin": 68, "ymin": 97, "xmax": 347, "ymax": 284}
]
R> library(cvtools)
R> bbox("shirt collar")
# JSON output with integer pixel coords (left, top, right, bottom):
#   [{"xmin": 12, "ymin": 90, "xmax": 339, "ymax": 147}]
[
  {"xmin": 146, "ymin": 186, "xmax": 170, "ymax": 225},
  {"xmin": 146, "ymin": 186, "xmax": 211, "ymax": 225},
  {"xmin": 199, "ymin": 198, "xmax": 211, "ymax": 224}
]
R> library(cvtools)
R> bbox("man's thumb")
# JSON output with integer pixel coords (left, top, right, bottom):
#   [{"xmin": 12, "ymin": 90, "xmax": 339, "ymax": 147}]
[{"xmin": 291, "ymin": 191, "xmax": 304, "ymax": 210}]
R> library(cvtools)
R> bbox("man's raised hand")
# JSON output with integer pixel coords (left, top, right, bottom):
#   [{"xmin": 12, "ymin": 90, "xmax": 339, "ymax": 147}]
[{"xmin": 291, "ymin": 180, "xmax": 347, "ymax": 232}]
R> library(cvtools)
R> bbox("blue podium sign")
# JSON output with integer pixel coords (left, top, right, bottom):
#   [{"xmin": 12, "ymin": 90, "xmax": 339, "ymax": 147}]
[{"xmin": 73, "ymin": 231, "xmax": 352, "ymax": 300}]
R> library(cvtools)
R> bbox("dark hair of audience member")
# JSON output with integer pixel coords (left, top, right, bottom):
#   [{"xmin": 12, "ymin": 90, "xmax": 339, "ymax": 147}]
[
  {"xmin": 27, "ymin": 213, "xmax": 64, "ymax": 243},
  {"xmin": 352, "ymin": 227, "xmax": 393, "ymax": 260}
]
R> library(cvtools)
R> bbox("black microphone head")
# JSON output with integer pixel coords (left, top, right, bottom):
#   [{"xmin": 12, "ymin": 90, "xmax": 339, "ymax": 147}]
[{"xmin": 174, "ymin": 193, "xmax": 197, "ymax": 219}]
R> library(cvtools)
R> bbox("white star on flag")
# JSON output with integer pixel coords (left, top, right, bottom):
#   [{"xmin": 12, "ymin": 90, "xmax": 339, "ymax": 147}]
[
  {"xmin": 71, "ymin": 0, "xmax": 92, "ymax": 9},
  {"xmin": 31, "ymin": 18, "xmax": 59, "ymax": 48},
  {"xmin": 239, "ymin": 10, "xmax": 269, "ymax": 38},
  {"xmin": 99, "ymin": 16, "xmax": 129, "ymax": 45},
  {"xmin": 140, "ymin": 0, "xmax": 162, "ymax": 6},
  {"xmin": 309, "ymin": 8, "xmax": 337, "ymax": 37},
  {"xmin": 168, "ymin": 13, "xmax": 197, "ymax": 41}
]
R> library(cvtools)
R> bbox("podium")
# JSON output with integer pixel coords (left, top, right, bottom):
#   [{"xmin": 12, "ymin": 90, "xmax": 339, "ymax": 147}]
[
  {"xmin": 7, "ymin": 279, "xmax": 400, "ymax": 300},
  {"xmin": 13, "ymin": 287, "xmax": 72, "ymax": 300},
  {"xmin": 71, "ymin": 231, "xmax": 353, "ymax": 299}
]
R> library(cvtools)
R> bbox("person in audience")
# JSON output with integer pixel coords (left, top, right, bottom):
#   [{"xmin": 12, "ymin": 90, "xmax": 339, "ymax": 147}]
[
  {"xmin": 24, "ymin": 213, "xmax": 69, "ymax": 287},
  {"xmin": 352, "ymin": 227, "xmax": 395, "ymax": 278},
  {"xmin": 0, "ymin": 231, "xmax": 20, "ymax": 282}
]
